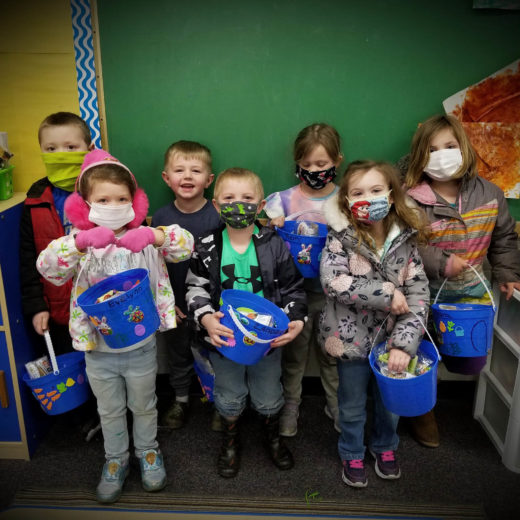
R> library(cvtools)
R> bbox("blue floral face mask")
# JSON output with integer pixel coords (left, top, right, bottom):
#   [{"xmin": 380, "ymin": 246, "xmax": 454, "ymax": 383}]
[{"xmin": 347, "ymin": 191, "xmax": 392, "ymax": 223}]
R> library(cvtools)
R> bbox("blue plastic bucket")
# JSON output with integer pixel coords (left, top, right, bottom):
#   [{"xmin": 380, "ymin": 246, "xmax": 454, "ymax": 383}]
[
  {"xmin": 23, "ymin": 351, "xmax": 90, "ymax": 415},
  {"xmin": 191, "ymin": 347, "xmax": 215, "ymax": 402},
  {"xmin": 431, "ymin": 266, "xmax": 495, "ymax": 374},
  {"xmin": 275, "ymin": 220, "xmax": 327, "ymax": 278},
  {"xmin": 369, "ymin": 340, "xmax": 440, "ymax": 417},
  {"xmin": 77, "ymin": 268, "xmax": 160, "ymax": 349},
  {"xmin": 219, "ymin": 289, "xmax": 290, "ymax": 365}
]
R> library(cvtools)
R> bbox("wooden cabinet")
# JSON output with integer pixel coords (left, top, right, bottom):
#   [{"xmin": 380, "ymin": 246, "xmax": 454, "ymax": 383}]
[
  {"xmin": 0, "ymin": 194, "xmax": 49, "ymax": 459},
  {"xmin": 474, "ymin": 285, "xmax": 520, "ymax": 473}
]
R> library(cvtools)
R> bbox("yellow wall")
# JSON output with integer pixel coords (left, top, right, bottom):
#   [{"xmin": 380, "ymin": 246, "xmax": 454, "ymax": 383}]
[{"xmin": 0, "ymin": 0, "xmax": 79, "ymax": 193}]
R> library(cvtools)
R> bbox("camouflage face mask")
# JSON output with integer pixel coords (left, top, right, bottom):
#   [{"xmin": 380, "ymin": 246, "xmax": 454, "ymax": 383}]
[{"xmin": 219, "ymin": 201, "xmax": 258, "ymax": 229}]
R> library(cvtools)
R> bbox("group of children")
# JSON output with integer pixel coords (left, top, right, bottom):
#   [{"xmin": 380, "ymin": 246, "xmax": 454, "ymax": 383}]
[{"xmin": 23, "ymin": 111, "xmax": 520, "ymax": 502}]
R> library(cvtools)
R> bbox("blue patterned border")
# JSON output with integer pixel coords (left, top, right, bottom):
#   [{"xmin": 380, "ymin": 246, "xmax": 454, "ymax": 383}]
[{"xmin": 70, "ymin": 0, "xmax": 102, "ymax": 148}]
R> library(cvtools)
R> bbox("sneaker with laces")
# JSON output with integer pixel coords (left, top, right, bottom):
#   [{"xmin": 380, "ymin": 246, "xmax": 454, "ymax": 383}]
[
  {"xmin": 96, "ymin": 458, "xmax": 129, "ymax": 503},
  {"xmin": 140, "ymin": 449, "xmax": 167, "ymax": 492},
  {"xmin": 279, "ymin": 401, "xmax": 299, "ymax": 437},
  {"xmin": 162, "ymin": 400, "xmax": 188, "ymax": 429},
  {"xmin": 342, "ymin": 459, "xmax": 368, "ymax": 488},
  {"xmin": 370, "ymin": 449, "xmax": 401, "ymax": 479},
  {"xmin": 324, "ymin": 404, "xmax": 341, "ymax": 433}
]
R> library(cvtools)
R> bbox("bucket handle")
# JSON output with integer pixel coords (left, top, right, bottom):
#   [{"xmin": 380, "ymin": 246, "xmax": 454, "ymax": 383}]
[
  {"xmin": 433, "ymin": 264, "xmax": 496, "ymax": 311},
  {"xmin": 286, "ymin": 209, "xmax": 324, "ymax": 221},
  {"xmin": 371, "ymin": 311, "xmax": 441, "ymax": 362},
  {"xmin": 44, "ymin": 330, "xmax": 60, "ymax": 375},
  {"xmin": 226, "ymin": 305, "xmax": 279, "ymax": 344}
]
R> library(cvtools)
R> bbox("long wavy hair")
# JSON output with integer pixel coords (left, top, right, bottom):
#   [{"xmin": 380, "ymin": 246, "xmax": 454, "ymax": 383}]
[{"xmin": 338, "ymin": 160, "xmax": 430, "ymax": 250}]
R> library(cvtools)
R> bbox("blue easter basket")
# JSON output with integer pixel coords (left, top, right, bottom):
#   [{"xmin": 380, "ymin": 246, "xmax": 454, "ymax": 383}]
[{"xmin": 77, "ymin": 268, "xmax": 160, "ymax": 349}]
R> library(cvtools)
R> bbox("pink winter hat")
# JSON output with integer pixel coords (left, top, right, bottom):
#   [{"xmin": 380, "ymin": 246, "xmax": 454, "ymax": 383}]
[{"xmin": 81, "ymin": 148, "xmax": 133, "ymax": 176}]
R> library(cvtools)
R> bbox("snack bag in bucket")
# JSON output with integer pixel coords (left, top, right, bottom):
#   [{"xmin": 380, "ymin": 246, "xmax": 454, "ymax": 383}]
[
  {"xmin": 77, "ymin": 268, "xmax": 160, "ymax": 349},
  {"xmin": 218, "ymin": 289, "xmax": 289, "ymax": 365},
  {"xmin": 431, "ymin": 265, "xmax": 495, "ymax": 375},
  {"xmin": 23, "ymin": 331, "xmax": 90, "ymax": 415}
]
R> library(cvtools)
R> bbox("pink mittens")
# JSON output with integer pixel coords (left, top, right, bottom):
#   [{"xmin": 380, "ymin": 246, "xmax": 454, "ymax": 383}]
[
  {"xmin": 117, "ymin": 227, "xmax": 156, "ymax": 253},
  {"xmin": 75, "ymin": 227, "xmax": 116, "ymax": 250}
]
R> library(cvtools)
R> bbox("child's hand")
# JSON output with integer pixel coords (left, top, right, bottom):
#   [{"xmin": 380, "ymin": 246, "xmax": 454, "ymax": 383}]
[
  {"xmin": 200, "ymin": 311, "xmax": 234, "ymax": 347},
  {"xmin": 390, "ymin": 289, "xmax": 409, "ymax": 315},
  {"xmin": 270, "ymin": 216, "xmax": 285, "ymax": 228},
  {"xmin": 117, "ymin": 227, "xmax": 156, "ymax": 252},
  {"xmin": 387, "ymin": 348, "xmax": 411, "ymax": 373},
  {"xmin": 175, "ymin": 305, "xmax": 186, "ymax": 324},
  {"xmin": 500, "ymin": 281, "xmax": 520, "ymax": 301},
  {"xmin": 445, "ymin": 254, "xmax": 469, "ymax": 278},
  {"xmin": 32, "ymin": 311, "xmax": 49, "ymax": 335},
  {"xmin": 75, "ymin": 227, "xmax": 116, "ymax": 251},
  {"xmin": 270, "ymin": 320, "xmax": 304, "ymax": 348}
]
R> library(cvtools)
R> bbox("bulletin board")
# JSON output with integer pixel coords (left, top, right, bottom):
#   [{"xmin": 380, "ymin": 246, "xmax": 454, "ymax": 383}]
[{"xmin": 95, "ymin": 0, "xmax": 520, "ymax": 218}]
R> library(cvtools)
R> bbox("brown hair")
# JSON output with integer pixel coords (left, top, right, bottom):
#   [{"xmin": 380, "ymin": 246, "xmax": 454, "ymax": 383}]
[
  {"xmin": 164, "ymin": 140, "xmax": 212, "ymax": 170},
  {"xmin": 78, "ymin": 164, "xmax": 136, "ymax": 200},
  {"xmin": 405, "ymin": 114, "xmax": 477, "ymax": 188},
  {"xmin": 38, "ymin": 112, "xmax": 92, "ymax": 146},
  {"xmin": 293, "ymin": 123, "xmax": 342, "ymax": 164},
  {"xmin": 338, "ymin": 160, "xmax": 430, "ymax": 250},
  {"xmin": 214, "ymin": 167, "xmax": 264, "ymax": 200}
]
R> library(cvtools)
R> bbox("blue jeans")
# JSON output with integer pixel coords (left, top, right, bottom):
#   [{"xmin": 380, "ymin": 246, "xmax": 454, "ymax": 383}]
[
  {"xmin": 85, "ymin": 338, "xmax": 159, "ymax": 460},
  {"xmin": 337, "ymin": 358, "xmax": 399, "ymax": 461},
  {"xmin": 209, "ymin": 347, "xmax": 284, "ymax": 417}
]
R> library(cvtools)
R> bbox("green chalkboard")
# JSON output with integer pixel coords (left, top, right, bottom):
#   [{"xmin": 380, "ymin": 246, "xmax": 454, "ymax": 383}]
[{"xmin": 96, "ymin": 0, "xmax": 520, "ymax": 219}]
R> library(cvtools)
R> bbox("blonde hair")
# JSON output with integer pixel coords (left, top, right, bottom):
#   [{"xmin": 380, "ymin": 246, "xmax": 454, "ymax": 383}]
[
  {"xmin": 38, "ymin": 112, "xmax": 91, "ymax": 146},
  {"xmin": 405, "ymin": 114, "xmax": 477, "ymax": 188},
  {"xmin": 214, "ymin": 167, "xmax": 264, "ymax": 200},
  {"xmin": 293, "ymin": 123, "xmax": 342, "ymax": 164},
  {"xmin": 79, "ymin": 164, "xmax": 136, "ymax": 200},
  {"xmin": 338, "ymin": 160, "xmax": 430, "ymax": 250},
  {"xmin": 164, "ymin": 140, "xmax": 212, "ymax": 170}
]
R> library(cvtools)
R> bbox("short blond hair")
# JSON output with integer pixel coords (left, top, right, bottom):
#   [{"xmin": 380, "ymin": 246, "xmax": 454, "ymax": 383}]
[
  {"xmin": 405, "ymin": 114, "xmax": 477, "ymax": 188},
  {"xmin": 38, "ymin": 112, "xmax": 91, "ymax": 146},
  {"xmin": 164, "ymin": 140, "xmax": 212, "ymax": 170},
  {"xmin": 214, "ymin": 167, "xmax": 264, "ymax": 200}
]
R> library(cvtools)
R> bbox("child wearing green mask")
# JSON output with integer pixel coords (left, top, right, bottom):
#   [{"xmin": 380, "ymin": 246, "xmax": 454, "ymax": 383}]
[{"xmin": 20, "ymin": 112, "xmax": 93, "ymax": 356}]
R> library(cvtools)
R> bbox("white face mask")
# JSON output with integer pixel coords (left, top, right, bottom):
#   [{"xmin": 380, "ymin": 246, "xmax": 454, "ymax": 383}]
[
  {"xmin": 87, "ymin": 202, "xmax": 135, "ymax": 230},
  {"xmin": 424, "ymin": 148, "xmax": 463, "ymax": 182}
]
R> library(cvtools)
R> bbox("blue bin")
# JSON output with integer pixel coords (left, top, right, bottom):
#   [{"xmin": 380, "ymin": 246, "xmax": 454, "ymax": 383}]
[
  {"xmin": 23, "ymin": 351, "xmax": 90, "ymax": 415},
  {"xmin": 219, "ymin": 289, "xmax": 289, "ymax": 365},
  {"xmin": 77, "ymin": 268, "xmax": 160, "ymax": 349},
  {"xmin": 275, "ymin": 220, "xmax": 327, "ymax": 278},
  {"xmin": 369, "ymin": 340, "xmax": 440, "ymax": 417}
]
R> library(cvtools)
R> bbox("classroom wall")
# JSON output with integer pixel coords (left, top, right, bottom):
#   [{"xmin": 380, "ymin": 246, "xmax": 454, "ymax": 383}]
[
  {"xmin": 0, "ymin": 0, "xmax": 80, "ymax": 193},
  {"xmin": 96, "ymin": 0, "xmax": 520, "ymax": 216}
]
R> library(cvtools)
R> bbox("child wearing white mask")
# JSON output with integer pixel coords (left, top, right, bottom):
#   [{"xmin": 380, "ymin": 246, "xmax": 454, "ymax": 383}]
[
  {"xmin": 404, "ymin": 114, "xmax": 520, "ymax": 447},
  {"xmin": 37, "ymin": 149, "xmax": 194, "ymax": 504}
]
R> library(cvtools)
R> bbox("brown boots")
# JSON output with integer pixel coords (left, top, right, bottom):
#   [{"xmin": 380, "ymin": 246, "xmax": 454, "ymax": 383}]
[
  {"xmin": 409, "ymin": 409, "xmax": 440, "ymax": 448},
  {"xmin": 217, "ymin": 412, "xmax": 294, "ymax": 477}
]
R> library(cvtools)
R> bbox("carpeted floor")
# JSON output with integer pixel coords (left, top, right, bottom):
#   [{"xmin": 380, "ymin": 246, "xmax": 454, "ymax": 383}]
[{"xmin": 1, "ymin": 379, "xmax": 519, "ymax": 520}]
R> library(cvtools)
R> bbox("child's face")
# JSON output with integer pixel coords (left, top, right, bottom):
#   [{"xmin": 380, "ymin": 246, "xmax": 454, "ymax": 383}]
[
  {"xmin": 162, "ymin": 153, "xmax": 213, "ymax": 201},
  {"xmin": 39, "ymin": 124, "xmax": 91, "ymax": 153},
  {"xmin": 429, "ymin": 128, "xmax": 460, "ymax": 154},
  {"xmin": 347, "ymin": 168, "xmax": 391, "ymax": 203},
  {"xmin": 298, "ymin": 144, "xmax": 338, "ymax": 171},
  {"xmin": 213, "ymin": 178, "xmax": 265, "ymax": 211},
  {"xmin": 87, "ymin": 181, "xmax": 132, "ymax": 206}
]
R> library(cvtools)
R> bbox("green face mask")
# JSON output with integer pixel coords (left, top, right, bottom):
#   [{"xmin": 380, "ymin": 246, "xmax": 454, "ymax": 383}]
[{"xmin": 42, "ymin": 151, "xmax": 88, "ymax": 192}]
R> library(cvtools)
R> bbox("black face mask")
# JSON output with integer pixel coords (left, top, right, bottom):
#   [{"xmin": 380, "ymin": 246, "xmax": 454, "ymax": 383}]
[{"xmin": 295, "ymin": 164, "xmax": 336, "ymax": 190}]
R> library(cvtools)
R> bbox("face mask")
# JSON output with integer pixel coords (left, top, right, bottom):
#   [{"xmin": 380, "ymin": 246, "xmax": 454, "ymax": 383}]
[
  {"xmin": 41, "ymin": 151, "xmax": 87, "ymax": 192},
  {"xmin": 348, "ymin": 191, "xmax": 392, "ymax": 223},
  {"xmin": 295, "ymin": 165, "xmax": 336, "ymax": 190},
  {"xmin": 88, "ymin": 202, "xmax": 135, "ymax": 230},
  {"xmin": 424, "ymin": 149, "xmax": 463, "ymax": 181},
  {"xmin": 219, "ymin": 201, "xmax": 258, "ymax": 229}
]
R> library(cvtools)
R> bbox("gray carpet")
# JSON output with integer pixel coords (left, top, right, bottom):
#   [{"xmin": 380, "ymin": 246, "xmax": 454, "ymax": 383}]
[{"xmin": 1, "ymin": 380, "xmax": 519, "ymax": 519}]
